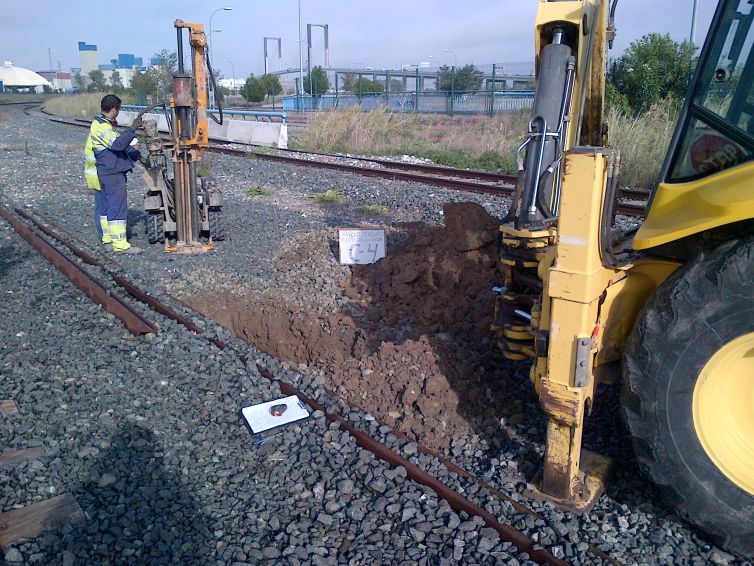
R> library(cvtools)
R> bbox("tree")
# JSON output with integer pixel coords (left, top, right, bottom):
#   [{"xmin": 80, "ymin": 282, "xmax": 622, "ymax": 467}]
[
  {"xmin": 607, "ymin": 33, "xmax": 696, "ymax": 113},
  {"xmin": 353, "ymin": 77, "xmax": 384, "ymax": 94},
  {"xmin": 110, "ymin": 70, "xmax": 124, "ymax": 93},
  {"xmin": 73, "ymin": 72, "xmax": 85, "ymax": 91},
  {"xmin": 241, "ymin": 75, "xmax": 266, "ymax": 103},
  {"xmin": 87, "ymin": 69, "xmax": 107, "ymax": 92},
  {"xmin": 388, "ymin": 79, "xmax": 405, "ymax": 92},
  {"xmin": 437, "ymin": 64, "xmax": 483, "ymax": 92},
  {"xmin": 342, "ymin": 72, "xmax": 358, "ymax": 92},
  {"xmin": 130, "ymin": 69, "xmax": 157, "ymax": 101},
  {"xmin": 260, "ymin": 74, "xmax": 283, "ymax": 96},
  {"xmin": 303, "ymin": 66, "xmax": 329, "ymax": 95},
  {"xmin": 149, "ymin": 49, "xmax": 178, "ymax": 98}
]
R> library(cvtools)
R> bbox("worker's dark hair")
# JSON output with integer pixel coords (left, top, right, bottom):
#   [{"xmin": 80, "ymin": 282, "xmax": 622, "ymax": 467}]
[{"xmin": 100, "ymin": 94, "xmax": 122, "ymax": 112}]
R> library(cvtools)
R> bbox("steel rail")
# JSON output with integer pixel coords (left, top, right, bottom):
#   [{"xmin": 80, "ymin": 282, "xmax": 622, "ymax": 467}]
[
  {"xmin": 0, "ymin": 207, "xmax": 157, "ymax": 336},
  {"xmin": 14, "ymin": 208, "xmax": 227, "ymax": 352}
]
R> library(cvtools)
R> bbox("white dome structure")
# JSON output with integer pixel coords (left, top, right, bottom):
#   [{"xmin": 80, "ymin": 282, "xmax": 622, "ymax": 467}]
[{"xmin": 0, "ymin": 61, "xmax": 50, "ymax": 88}]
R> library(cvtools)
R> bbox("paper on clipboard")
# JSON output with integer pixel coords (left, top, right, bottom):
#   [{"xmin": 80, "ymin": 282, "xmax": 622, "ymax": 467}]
[{"xmin": 241, "ymin": 395, "xmax": 310, "ymax": 434}]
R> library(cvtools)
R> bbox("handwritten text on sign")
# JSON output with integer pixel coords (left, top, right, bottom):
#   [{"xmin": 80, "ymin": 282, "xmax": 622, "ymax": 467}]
[{"xmin": 339, "ymin": 229, "xmax": 386, "ymax": 265}]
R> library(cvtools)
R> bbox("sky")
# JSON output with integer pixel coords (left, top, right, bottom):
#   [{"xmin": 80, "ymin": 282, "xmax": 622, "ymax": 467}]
[{"xmin": 0, "ymin": 0, "xmax": 718, "ymax": 80}]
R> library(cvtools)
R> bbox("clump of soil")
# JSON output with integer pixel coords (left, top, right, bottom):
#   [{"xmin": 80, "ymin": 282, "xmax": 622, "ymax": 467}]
[{"xmin": 186, "ymin": 203, "xmax": 518, "ymax": 450}]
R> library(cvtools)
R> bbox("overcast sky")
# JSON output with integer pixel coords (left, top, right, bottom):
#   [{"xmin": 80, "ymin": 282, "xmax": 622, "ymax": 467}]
[{"xmin": 1, "ymin": 1, "xmax": 718, "ymax": 79}]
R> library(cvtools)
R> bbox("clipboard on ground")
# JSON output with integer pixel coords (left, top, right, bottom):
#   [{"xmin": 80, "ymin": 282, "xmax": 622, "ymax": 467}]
[{"xmin": 240, "ymin": 394, "xmax": 311, "ymax": 436}]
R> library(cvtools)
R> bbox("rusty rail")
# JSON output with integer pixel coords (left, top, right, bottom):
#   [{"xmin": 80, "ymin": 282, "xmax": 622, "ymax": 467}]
[
  {"xmin": 13, "ymin": 209, "xmax": 229, "ymax": 351},
  {"xmin": 0, "ymin": 207, "xmax": 157, "ymax": 336}
]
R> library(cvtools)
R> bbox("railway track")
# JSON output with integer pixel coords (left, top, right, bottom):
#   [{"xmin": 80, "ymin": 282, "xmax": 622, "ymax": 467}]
[
  {"xmin": 25, "ymin": 104, "xmax": 648, "ymax": 217},
  {"xmin": 0, "ymin": 204, "xmax": 621, "ymax": 565}
]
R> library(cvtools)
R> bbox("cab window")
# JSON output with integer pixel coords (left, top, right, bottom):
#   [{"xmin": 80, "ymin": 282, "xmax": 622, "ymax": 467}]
[{"xmin": 668, "ymin": 0, "xmax": 754, "ymax": 181}]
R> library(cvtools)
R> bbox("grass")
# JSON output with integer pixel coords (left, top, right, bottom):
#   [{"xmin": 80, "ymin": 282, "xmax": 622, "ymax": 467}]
[
  {"xmin": 607, "ymin": 99, "xmax": 680, "ymax": 188},
  {"xmin": 359, "ymin": 204, "xmax": 389, "ymax": 216},
  {"xmin": 245, "ymin": 185, "xmax": 272, "ymax": 197},
  {"xmin": 309, "ymin": 189, "xmax": 345, "ymax": 203}
]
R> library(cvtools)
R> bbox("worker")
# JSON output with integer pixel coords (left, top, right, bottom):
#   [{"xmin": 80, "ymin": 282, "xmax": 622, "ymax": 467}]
[{"xmin": 84, "ymin": 94, "xmax": 144, "ymax": 254}]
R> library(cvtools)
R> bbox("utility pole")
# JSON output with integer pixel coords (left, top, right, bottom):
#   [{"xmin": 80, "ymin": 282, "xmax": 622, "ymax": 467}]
[
  {"xmin": 690, "ymin": 0, "xmax": 700, "ymax": 46},
  {"xmin": 298, "ymin": 0, "xmax": 304, "ymax": 103},
  {"xmin": 264, "ymin": 37, "xmax": 282, "ymax": 75},
  {"xmin": 47, "ymin": 48, "xmax": 53, "ymax": 71}
]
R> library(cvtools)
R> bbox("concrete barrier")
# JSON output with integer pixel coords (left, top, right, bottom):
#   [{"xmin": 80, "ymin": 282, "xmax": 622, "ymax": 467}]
[{"xmin": 118, "ymin": 111, "xmax": 288, "ymax": 149}]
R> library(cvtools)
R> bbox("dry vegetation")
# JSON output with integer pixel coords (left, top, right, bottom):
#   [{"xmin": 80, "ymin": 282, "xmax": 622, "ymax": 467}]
[
  {"xmin": 606, "ymin": 100, "xmax": 680, "ymax": 188},
  {"xmin": 42, "ymin": 93, "xmax": 135, "ymax": 120},
  {"xmin": 291, "ymin": 106, "xmax": 530, "ymax": 172}
]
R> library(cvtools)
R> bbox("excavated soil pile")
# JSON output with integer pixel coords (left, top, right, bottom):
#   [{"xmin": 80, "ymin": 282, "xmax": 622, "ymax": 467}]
[{"xmin": 187, "ymin": 203, "xmax": 517, "ymax": 450}]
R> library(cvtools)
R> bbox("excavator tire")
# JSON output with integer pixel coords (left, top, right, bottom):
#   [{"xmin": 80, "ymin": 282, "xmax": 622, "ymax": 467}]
[{"xmin": 622, "ymin": 237, "xmax": 754, "ymax": 558}]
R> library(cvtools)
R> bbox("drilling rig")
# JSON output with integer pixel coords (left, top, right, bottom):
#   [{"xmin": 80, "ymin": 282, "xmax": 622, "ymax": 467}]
[{"xmin": 141, "ymin": 19, "xmax": 225, "ymax": 253}]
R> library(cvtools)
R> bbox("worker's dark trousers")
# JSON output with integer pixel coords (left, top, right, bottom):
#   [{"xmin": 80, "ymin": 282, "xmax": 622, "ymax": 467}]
[
  {"xmin": 93, "ymin": 188, "xmax": 104, "ymax": 240},
  {"xmin": 100, "ymin": 172, "xmax": 131, "ymax": 251},
  {"xmin": 100, "ymin": 172, "xmax": 128, "ymax": 222}
]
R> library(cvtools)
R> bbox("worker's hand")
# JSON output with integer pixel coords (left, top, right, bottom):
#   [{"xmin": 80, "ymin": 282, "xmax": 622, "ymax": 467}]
[{"xmin": 130, "ymin": 116, "xmax": 144, "ymax": 130}]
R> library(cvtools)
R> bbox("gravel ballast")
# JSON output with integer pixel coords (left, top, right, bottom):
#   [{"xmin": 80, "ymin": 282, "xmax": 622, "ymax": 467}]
[{"xmin": 0, "ymin": 105, "xmax": 748, "ymax": 565}]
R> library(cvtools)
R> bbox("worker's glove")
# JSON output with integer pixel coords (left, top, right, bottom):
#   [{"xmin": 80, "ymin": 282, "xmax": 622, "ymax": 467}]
[
  {"xmin": 130, "ymin": 116, "xmax": 144, "ymax": 130},
  {"xmin": 138, "ymin": 156, "xmax": 150, "ymax": 167}
]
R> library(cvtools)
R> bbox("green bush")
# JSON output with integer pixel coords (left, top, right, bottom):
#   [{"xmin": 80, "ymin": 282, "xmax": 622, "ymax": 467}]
[
  {"xmin": 359, "ymin": 204, "xmax": 389, "ymax": 216},
  {"xmin": 309, "ymin": 189, "xmax": 345, "ymax": 203},
  {"xmin": 245, "ymin": 185, "xmax": 272, "ymax": 197}
]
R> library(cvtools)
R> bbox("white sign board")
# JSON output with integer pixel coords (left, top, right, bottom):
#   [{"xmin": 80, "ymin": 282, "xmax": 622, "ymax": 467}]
[
  {"xmin": 241, "ymin": 395, "xmax": 310, "ymax": 434},
  {"xmin": 339, "ymin": 229, "xmax": 386, "ymax": 264}
]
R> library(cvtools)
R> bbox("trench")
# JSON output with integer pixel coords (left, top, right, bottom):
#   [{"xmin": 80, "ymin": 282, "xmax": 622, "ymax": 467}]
[{"xmin": 184, "ymin": 203, "xmax": 531, "ymax": 451}]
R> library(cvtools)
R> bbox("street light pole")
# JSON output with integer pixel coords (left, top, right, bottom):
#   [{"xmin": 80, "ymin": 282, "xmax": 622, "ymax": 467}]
[
  {"xmin": 225, "ymin": 59, "xmax": 236, "ymax": 95},
  {"xmin": 208, "ymin": 6, "xmax": 232, "ymax": 70},
  {"xmin": 298, "ymin": 0, "xmax": 304, "ymax": 106},
  {"xmin": 444, "ymin": 49, "xmax": 458, "ymax": 67},
  {"xmin": 210, "ymin": 29, "xmax": 223, "ymax": 69}
]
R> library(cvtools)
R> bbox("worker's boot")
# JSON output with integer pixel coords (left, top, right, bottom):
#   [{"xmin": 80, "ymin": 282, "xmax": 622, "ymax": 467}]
[
  {"xmin": 100, "ymin": 216, "xmax": 113, "ymax": 248},
  {"xmin": 109, "ymin": 220, "xmax": 141, "ymax": 254}
]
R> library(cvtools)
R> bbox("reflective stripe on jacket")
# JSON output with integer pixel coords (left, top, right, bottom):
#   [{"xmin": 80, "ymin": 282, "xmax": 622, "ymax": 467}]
[{"xmin": 83, "ymin": 115, "xmax": 139, "ymax": 189}]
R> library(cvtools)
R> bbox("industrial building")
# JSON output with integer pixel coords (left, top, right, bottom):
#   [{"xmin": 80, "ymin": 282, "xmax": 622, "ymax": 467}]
[
  {"xmin": 0, "ymin": 61, "xmax": 50, "ymax": 92},
  {"xmin": 76, "ymin": 41, "xmax": 147, "ymax": 89}
]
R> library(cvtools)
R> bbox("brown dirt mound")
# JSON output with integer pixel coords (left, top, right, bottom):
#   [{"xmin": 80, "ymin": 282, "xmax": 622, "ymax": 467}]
[{"xmin": 185, "ymin": 203, "xmax": 517, "ymax": 450}]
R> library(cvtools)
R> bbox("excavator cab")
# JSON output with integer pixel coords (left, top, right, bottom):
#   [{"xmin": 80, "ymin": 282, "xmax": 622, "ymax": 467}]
[
  {"xmin": 634, "ymin": 0, "xmax": 754, "ymax": 251},
  {"xmin": 496, "ymin": 0, "xmax": 754, "ymax": 557}
]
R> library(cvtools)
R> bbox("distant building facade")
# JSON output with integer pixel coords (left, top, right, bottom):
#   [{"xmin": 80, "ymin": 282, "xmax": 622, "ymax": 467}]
[
  {"xmin": 78, "ymin": 41, "xmax": 98, "ymax": 77},
  {"xmin": 76, "ymin": 42, "xmax": 146, "ymax": 89},
  {"xmin": 37, "ymin": 70, "xmax": 73, "ymax": 92}
]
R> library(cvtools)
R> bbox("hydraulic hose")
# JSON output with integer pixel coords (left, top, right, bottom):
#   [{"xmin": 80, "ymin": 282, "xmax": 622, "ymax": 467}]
[{"xmin": 206, "ymin": 53, "xmax": 224, "ymax": 125}]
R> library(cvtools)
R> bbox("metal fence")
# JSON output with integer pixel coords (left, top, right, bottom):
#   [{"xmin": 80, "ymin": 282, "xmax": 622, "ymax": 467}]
[{"xmin": 282, "ymin": 90, "xmax": 534, "ymax": 115}]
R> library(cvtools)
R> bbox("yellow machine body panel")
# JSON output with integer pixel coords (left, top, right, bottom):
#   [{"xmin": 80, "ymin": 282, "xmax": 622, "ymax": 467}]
[{"xmin": 633, "ymin": 161, "xmax": 754, "ymax": 249}]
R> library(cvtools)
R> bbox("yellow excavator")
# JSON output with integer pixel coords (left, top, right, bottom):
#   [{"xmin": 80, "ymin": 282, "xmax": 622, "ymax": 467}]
[{"xmin": 493, "ymin": 0, "xmax": 753, "ymax": 556}]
